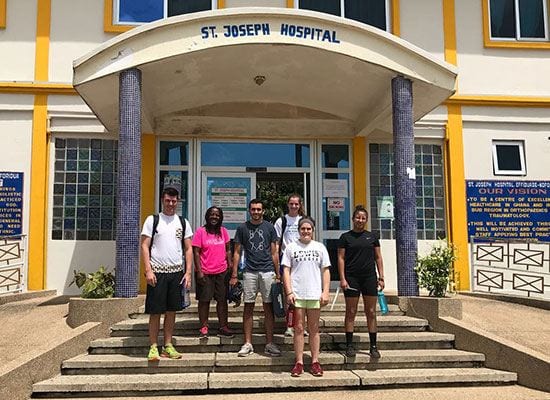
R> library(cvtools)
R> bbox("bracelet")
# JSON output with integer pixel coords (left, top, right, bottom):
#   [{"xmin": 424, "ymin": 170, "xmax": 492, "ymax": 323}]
[
  {"xmin": 378, "ymin": 278, "xmax": 384, "ymax": 281},
  {"xmin": 231, "ymin": 275, "xmax": 238, "ymax": 279},
  {"xmin": 286, "ymin": 292, "xmax": 294, "ymax": 296}
]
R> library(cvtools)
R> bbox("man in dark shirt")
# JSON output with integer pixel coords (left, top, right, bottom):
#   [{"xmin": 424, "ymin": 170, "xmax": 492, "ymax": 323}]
[{"xmin": 230, "ymin": 199, "xmax": 281, "ymax": 357}]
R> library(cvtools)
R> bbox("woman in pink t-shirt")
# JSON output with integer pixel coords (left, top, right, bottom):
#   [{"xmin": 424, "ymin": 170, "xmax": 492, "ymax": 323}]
[{"xmin": 192, "ymin": 206, "xmax": 234, "ymax": 338}]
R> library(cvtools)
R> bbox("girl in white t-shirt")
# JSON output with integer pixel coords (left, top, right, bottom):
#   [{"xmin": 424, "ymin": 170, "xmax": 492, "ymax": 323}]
[
  {"xmin": 282, "ymin": 218, "xmax": 331, "ymax": 378},
  {"xmin": 274, "ymin": 193, "xmax": 306, "ymax": 337}
]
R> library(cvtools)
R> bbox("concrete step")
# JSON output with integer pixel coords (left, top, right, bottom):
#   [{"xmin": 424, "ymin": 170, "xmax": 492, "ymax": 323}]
[
  {"xmin": 32, "ymin": 368, "xmax": 517, "ymax": 397},
  {"xmin": 89, "ymin": 331, "xmax": 455, "ymax": 355},
  {"xmin": 110, "ymin": 315, "xmax": 428, "ymax": 336},
  {"xmin": 130, "ymin": 302, "xmax": 404, "ymax": 318},
  {"xmin": 62, "ymin": 349, "xmax": 485, "ymax": 375}
]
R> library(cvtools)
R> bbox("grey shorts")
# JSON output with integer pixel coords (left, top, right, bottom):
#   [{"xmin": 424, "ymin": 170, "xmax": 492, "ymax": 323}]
[{"xmin": 243, "ymin": 270, "xmax": 275, "ymax": 303}]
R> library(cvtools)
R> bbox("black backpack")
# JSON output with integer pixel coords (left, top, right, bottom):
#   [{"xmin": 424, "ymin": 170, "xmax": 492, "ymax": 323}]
[
  {"xmin": 278, "ymin": 215, "xmax": 288, "ymax": 257},
  {"xmin": 149, "ymin": 214, "xmax": 186, "ymax": 254}
]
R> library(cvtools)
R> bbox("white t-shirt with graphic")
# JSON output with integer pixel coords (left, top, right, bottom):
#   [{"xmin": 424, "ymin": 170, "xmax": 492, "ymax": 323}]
[
  {"xmin": 141, "ymin": 213, "xmax": 193, "ymax": 271},
  {"xmin": 274, "ymin": 214, "xmax": 302, "ymax": 251},
  {"xmin": 282, "ymin": 239, "xmax": 331, "ymax": 300}
]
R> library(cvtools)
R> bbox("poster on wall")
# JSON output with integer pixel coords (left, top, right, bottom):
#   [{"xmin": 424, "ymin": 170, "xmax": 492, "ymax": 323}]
[
  {"xmin": 323, "ymin": 179, "xmax": 348, "ymax": 198},
  {"xmin": 327, "ymin": 197, "xmax": 345, "ymax": 212},
  {"xmin": 466, "ymin": 180, "xmax": 550, "ymax": 242},
  {"xmin": 0, "ymin": 172, "xmax": 24, "ymax": 237},
  {"xmin": 211, "ymin": 187, "xmax": 248, "ymax": 223},
  {"xmin": 377, "ymin": 196, "xmax": 394, "ymax": 219}
]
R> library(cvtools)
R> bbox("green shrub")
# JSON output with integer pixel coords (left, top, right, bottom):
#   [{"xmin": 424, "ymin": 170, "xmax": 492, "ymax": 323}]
[
  {"xmin": 69, "ymin": 266, "xmax": 115, "ymax": 298},
  {"xmin": 415, "ymin": 241, "xmax": 457, "ymax": 297}
]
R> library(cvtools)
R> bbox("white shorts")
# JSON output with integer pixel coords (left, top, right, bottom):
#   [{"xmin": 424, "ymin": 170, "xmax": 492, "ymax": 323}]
[{"xmin": 243, "ymin": 270, "xmax": 275, "ymax": 303}]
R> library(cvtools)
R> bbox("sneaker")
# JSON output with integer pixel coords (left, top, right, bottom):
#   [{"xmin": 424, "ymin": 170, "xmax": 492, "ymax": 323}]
[
  {"xmin": 217, "ymin": 326, "xmax": 235, "ymax": 338},
  {"xmin": 147, "ymin": 344, "xmax": 160, "ymax": 361},
  {"xmin": 199, "ymin": 325, "xmax": 209, "ymax": 338},
  {"xmin": 264, "ymin": 342, "xmax": 282, "ymax": 357},
  {"xmin": 284, "ymin": 327, "xmax": 294, "ymax": 337},
  {"xmin": 290, "ymin": 362, "xmax": 304, "ymax": 377},
  {"xmin": 345, "ymin": 344, "xmax": 357, "ymax": 358},
  {"xmin": 304, "ymin": 330, "xmax": 309, "ymax": 337},
  {"xmin": 237, "ymin": 342, "xmax": 254, "ymax": 357},
  {"xmin": 161, "ymin": 343, "xmax": 182, "ymax": 359},
  {"xmin": 370, "ymin": 345, "xmax": 381, "ymax": 359},
  {"xmin": 310, "ymin": 361, "xmax": 323, "ymax": 377}
]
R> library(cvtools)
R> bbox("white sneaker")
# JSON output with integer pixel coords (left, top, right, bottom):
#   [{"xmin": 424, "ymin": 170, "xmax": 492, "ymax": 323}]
[
  {"xmin": 237, "ymin": 342, "xmax": 254, "ymax": 357},
  {"xmin": 304, "ymin": 330, "xmax": 309, "ymax": 337},
  {"xmin": 285, "ymin": 327, "xmax": 294, "ymax": 337}
]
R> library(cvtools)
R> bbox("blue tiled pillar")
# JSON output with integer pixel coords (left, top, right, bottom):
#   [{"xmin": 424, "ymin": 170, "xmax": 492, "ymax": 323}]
[
  {"xmin": 115, "ymin": 68, "xmax": 142, "ymax": 298},
  {"xmin": 392, "ymin": 76, "xmax": 419, "ymax": 296}
]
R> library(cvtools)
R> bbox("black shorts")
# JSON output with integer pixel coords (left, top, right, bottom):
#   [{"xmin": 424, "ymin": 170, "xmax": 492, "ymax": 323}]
[
  {"xmin": 145, "ymin": 271, "xmax": 184, "ymax": 314},
  {"xmin": 344, "ymin": 274, "xmax": 378, "ymax": 297},
  {"xmin": 196, "ymin": 270, "xmax": 229, "ymax": 303}
]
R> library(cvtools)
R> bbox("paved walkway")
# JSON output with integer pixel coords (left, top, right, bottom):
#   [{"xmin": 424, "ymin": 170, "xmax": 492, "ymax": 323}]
[
  {"xmin": 0, "ymin": 295, "xmax": 73, "ymax": 370},
  {"xmin": 458, "ymin": 294, "xmax": 550, "ymax": 357}
]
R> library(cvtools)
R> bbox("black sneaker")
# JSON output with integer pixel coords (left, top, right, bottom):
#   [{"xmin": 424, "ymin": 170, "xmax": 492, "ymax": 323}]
[
  {"xmin": 345, "ymin": 344, "xmax": 356, "ymax": 358},
  {"xmin": 370, "ymin": 345, "xmax": 381, "ymax": 359}
]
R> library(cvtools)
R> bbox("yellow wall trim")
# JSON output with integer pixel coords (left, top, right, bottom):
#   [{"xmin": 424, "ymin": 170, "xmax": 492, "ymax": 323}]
[
  {"xmin": 442, "ymin": 0, "xmax": 457, "ymax": 66},
  {"xmin": 28, "ymin": 0, "xmax": 52, "ymax": 290},
  {"xmin": 481, "ymin": 0, "xmax": 550, "ymax": 49},
  {"xmin": 391, "ymin": 0, "xmax": 400, "ymax": 37},
  {"xmin": 0, "ymin": 82, "xmax": 76, "ymax": 95},
  {"xmin": 352, "ymin": 137, "xmax": 367, "ymax": 209},
  {"xmin": 286, "ymin": 0, "xmax": 294, "ymax": 8},
  {"xmin": 445, "ymin": 104, "xmax": 469, "ymax": 291},
  {"xmin": 0, "ymin": 0, "xmax": 6, "ymax": 29},
  {"xmin": 35, "ymin": 0, "xmax": 51, "ymax": 82},
  {"xmin": 217, "ymin": 0, "xmax": 225, "ymax": 9},
  {"xmin": 139, "ymin": 135, "xmax": 156, "ymax": 293},
  {"xmin": 447, "ymin": 95, "xmax": 550, "ymax": 108},
  {"xmin": 28, "ymin": 95, "xmax": 49, "ymax": 290}
]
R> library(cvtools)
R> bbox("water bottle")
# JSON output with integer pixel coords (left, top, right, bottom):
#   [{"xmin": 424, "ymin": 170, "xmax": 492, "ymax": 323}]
[
  {"xmin": 377, "ymin": 290, "xmax": 388, "ymax": 315},
  {"xmin": 286, "ymin": 304, "xmax": 295, "ymax": 327}
]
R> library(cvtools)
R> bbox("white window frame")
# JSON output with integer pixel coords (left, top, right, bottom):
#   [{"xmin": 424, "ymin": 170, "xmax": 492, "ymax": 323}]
[
  {"xmin": 492, "ymin": 140, "xmax": 526, "ymax": 176},
  {"xmin": 114, "ymin": 0, "xmax": 217, "ymax": 26},
  {"xmin": 488, "ymin": 0, "xmax": 549, "ymax": 42},
  {"xmin": 296, "ymin": 0, "xmax": 391, "ymax": 32}
]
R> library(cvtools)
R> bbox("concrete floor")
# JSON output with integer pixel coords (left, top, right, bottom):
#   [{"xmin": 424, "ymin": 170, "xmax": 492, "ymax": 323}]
[{"xmin": 42, "ymin": 386, "xmax": 550, "ymax": 400}]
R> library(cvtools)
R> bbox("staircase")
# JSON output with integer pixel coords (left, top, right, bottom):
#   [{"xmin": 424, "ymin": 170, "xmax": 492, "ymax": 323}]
[{"xmin": 32, "ymin": 299, "xmax": 517, "ymax": 397}]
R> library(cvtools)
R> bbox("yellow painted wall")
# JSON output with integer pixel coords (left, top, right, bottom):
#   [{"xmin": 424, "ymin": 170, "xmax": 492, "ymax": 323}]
[
  {"xmin": 139, "ymin": 134, "xmax": 156, "ymax": 292},
  {"xmin": 352, "ymin": 137, "xmax": 366, "ymax": 208},
  {"xmin": 28, "ymin": 0, "xmax": 52, "ymax": 290}
]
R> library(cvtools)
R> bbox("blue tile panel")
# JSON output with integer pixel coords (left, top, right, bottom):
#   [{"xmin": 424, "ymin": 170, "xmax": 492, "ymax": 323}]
[
  {"xmin": 392, "ymin": 76, "xmax": 419, "ymax": 296},
  {"xmin": 115, "ymin": 68, "xmax": 142, "ymax": 298}
]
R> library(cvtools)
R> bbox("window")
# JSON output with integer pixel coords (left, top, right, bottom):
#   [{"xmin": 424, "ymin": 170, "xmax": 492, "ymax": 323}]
[
  {"xmin": 488, "ymin": 0, "xmax": 548, "ymax": 41},
  {"xmin": 114, "ymin": 0, "xmax": 214, "ymax": 25},
  {"xmin": 52, "ymin": 138, "xmax": 118, "ymax": 241},
  {"xmin": 299, "ymin": 0, "xmax": 390, "ymax": 31},
  {"xmin": 492, "ymin": 140, "xmax": 526, "ymax": 175},
  {"xmin": 321, "ymin": 144, "xmax": 351, "ymax": 231},
  {"xmin": 201, "ymin": 142, "xmax": 310, "ymax": 168},
  {"xmin": 159, "ymin": 141, "xmax": 189, "ymax": 217},
  {"xmin": 369, "ymin": 144, "xmax": 446, "ymax": 240}
]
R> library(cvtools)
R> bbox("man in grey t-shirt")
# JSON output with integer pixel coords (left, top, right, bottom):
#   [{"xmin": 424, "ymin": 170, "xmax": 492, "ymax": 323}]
[{"xmin": 230, "ymin": 199, "xmax": 281, "ymax": 357}]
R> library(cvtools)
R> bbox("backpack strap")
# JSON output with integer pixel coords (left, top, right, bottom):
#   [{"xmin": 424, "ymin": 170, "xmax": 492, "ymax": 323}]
[
  {"xmin": 149, "ymin": 214, "xmax": 187, "ymax": 254},
  {"xmin": 278, "ymin": 215, "xmax": 288, "ymax": 254},
  {"xmin": 149, "ymin": 214, "xmax": 160, "ymax": 255},
  {"xmin": 178, "ymin": 215, "xmax": 186, "ymax": 251}
]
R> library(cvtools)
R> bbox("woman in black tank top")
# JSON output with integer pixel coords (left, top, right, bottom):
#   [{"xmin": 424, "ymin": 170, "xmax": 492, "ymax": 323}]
[{"xmin": 337, "ymin": 205, "xmax": 385, "ymax": 359}]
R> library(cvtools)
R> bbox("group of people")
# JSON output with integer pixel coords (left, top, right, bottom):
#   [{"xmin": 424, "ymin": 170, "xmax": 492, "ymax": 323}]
[{"xmin": 140, "ymin": 187, "xmax": 385, "ymax": 378}]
